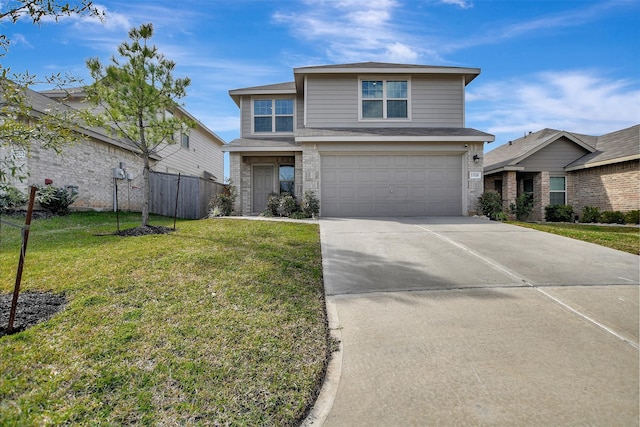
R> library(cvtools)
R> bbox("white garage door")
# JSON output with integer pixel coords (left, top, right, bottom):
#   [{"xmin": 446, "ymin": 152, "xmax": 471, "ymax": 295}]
[{"xmin": 321, "ymin": 154, "xmax": 462, "ymax": 217}]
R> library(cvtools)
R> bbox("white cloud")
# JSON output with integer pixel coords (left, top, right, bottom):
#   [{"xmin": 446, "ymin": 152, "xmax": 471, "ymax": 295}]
[
  {"xmin": 440, "ymin": 0, "xmax": 473, "ymax": 9},
  {"xmin": 467, "ymin": 70, "xmax": 640, "ymax": 139},
  {"xmin": 272, "ymin": 0, "xmax": 426, "ymax": 63},
  {"xmin": 9, "ymin": 33, "xmax": 32, "ymax": 48}
]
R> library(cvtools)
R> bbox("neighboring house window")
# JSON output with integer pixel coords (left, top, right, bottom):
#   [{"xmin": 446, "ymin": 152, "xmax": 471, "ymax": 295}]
[
  {"xmin": 181, "ymin": 133, "xmax": 189, "ymax": 148},
  {"xmin": 254, "ymin": 99, "xmax": 294, "ymax": 133},
  {"xmin": 279, "ymin": 165, "xmax": 295, "ymax": 195},
  {"xmin": 360, "ymin": 79, "xmax": 408, "ymax": 119},
  {"xmin": 549, "ymin": 177, "xmax": 566, "ymax": 205}
]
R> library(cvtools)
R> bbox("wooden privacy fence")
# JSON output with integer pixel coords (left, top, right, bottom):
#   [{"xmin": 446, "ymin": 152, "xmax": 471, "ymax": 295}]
[{"xmin": 150, "ymin": 172, "xmax": 225, "ymax": 219}]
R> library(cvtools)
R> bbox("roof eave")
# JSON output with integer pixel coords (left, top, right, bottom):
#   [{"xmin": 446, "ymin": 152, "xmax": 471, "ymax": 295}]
[
  {"xmin": 222, "ymin": 145, "xmax": 302, "ymax": 153},
  {"xmin": 293, "ymin": 65, "xmax": 480, "ymax": 84},
  {"xmin": 483, "ymin": 165, "xmax": 526, "ymax": 175},
  {"xmin": 296, "ymin": 135, "xmax": 494, "ymax": 143},
  {"xmin": 565, "ymin": 154, "xmax": 640, "ymax": 171}
]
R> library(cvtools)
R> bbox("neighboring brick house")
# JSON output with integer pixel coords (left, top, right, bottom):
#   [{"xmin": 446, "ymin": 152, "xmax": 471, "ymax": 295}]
[
  {"xmin": 224, "ymin": 62, "xmax": 495, "ymax": 217},
  {"xmin": 483, "ymin": 125, "xmax": 639, "ymax": 221},
  {"xmin": 3, "ymin": 87, "xmax": 224, "ymax": 212}
]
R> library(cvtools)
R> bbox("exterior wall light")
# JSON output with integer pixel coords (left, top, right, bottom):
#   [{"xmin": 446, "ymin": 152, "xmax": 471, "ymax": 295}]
[{"xmin": 473, "ymin": 154, "xmax": 480, "ymax": 164}]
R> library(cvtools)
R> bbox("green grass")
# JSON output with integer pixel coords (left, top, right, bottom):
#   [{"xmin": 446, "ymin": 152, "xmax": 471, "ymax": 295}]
[
  {"xmin": 0, "ymin": 212, "xmax": 328, "ymax": 426},
  {"xmin": 509, "ymin": 221, "xmax": 640, "ymax": 255}
]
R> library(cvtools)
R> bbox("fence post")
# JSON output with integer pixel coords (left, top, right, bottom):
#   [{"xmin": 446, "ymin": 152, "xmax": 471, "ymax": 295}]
[{"xmin": 7, "ymin": 185, "xmax": 37, "ymax": 333}]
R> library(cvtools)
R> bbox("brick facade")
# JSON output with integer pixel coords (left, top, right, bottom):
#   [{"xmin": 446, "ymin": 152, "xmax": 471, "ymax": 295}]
[
  {"xmin": 17, "ymin": 138, "xmax": 146, "ymax": 211},
  {"xmin": 484, "ymin": 160, "xmax": 639, "ymax": 222},
  {"xmin": 569, "ymin": 160, "xmax": 640, "ymax": 212}
]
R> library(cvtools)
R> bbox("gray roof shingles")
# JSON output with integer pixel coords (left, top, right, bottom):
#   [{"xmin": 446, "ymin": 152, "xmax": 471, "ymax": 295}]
[{"xmin": 485, "ymin": 125, "xmax": 639, "ymax": 172}]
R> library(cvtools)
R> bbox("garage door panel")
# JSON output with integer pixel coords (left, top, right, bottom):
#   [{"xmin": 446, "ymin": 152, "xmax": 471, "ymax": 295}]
[{"xmin": 321, "ymin": 154, "xmax": 462, "ymax": 217}]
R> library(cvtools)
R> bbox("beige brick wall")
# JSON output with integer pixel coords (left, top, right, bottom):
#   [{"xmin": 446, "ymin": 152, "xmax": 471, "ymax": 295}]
[
  {"xmin": 23, "ymin": 138, "xmax": 146, "ymax": 211},
  {"xmin": 569, "ymin": 160, "xmax": 640, "ymax": 212}
]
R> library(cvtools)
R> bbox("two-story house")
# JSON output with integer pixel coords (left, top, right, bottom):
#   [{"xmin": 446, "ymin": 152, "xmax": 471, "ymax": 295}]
[{"xmin": 224, "ymin": 62, "xmax": 494, "ymax": 217}]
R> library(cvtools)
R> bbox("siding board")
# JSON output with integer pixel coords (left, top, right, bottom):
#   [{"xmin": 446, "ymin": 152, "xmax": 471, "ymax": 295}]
[
  {"xmin": 519, "ymin": 137, "xmax": 591, "ymax": 172},
  {"xmin": 305, "ymin": 74, "xmax": 464, "ymax": 128}
]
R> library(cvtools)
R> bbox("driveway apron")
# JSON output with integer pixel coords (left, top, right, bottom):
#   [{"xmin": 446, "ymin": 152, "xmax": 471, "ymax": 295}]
[{"xmin": 308, "ymin": 217, "xmax": 639, "ymax": 426}]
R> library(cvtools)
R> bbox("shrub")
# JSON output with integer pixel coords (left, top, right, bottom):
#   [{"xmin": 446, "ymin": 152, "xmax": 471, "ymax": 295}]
[
  {"xmin": 509, "ymin": 193, "xmax": 534, "ymax": 221},
  {"xmin": 301, "ymin": 191, "xmax": 320, "ymax": 218},
  {"xmin": 600, "ymin": 210, "xmax": 625, "ymax": 224},
  {"xmin": 36, "ymin": 185, "xmax": 78, "ymax": 215},
  {"xmin": 289, "ymin": 211, "xmax": 308, "ymax": 220},
  {"xmin": 544, "ymin": 204, "xmax": 573, "ymax": 222},
  {"xmin": 264, "ymin": 192, "xmax": 280, "ymax": 216},
  {"xmin": 0, "ymin": 186, "xmax": 27, "ymax": 212},
  {"xmin": 580, "ymin": 206, "xmax": 601, "ymax": 223},
  {"xmin": 209, "ymin": 183, "xmax": 237, "ymax": 217},
  {"xmin": 477, "ymin": 191, "xmax": 503, "ymax": 220},
  {"xmin": 624, "ymin": 210, "xmax": 639, "ymax": 225},
  {"xmin": 277, "ymin": 193, "xmax": 297, "ymax": 217}
]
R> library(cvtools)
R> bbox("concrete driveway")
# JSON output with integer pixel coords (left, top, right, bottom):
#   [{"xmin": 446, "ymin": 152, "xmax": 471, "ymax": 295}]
[{"xmin": 305, "ymin": 217, "xmax": 639, "ymax": 426}]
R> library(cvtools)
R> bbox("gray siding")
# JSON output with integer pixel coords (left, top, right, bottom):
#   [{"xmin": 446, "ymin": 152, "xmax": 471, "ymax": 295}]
[
  {"xmin": 304, "ymin": 75, "xmax": 464, "ymax": 128},
  {"xmin": 240, "ymin": 96, "xmax": 252, "ymax": 137},
  {"xmin": 412, "ymin": 76, "xmax": 463, "ymax": 127},
  {"xmin": 519, "ymin": 137, "xmax": 590, "ymax": 172},
  {"xmin": 305, "ymin": 76, "xmax": 359, "ymax": 127}
]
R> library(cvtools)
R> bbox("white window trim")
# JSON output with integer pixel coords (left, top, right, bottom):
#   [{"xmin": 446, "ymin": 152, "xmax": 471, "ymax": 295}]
[
  {"xmin": 549, "ymin": 176, "xmax": 567, "ymax": 204},
  {"xmin": 251, "ymin": 97, "xmax": 295, "ymax": 135},
  {"xmin": 358, "ymin": 76, "xmax": 411, "ymax": 122}
]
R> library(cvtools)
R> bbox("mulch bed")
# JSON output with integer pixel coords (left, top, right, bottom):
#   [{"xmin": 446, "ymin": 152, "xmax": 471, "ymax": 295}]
[
  {"xmin": 113, "ymin": 225, "xmax": 174, "ymax": 237},
  {"xmin": 0, "ymin": 291, "xmax": 67, "ymax": 337}
]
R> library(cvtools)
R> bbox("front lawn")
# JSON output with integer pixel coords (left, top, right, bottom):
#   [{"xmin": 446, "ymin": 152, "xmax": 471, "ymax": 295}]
[
  {"xmin": 509, "ymin": 222, "xmax": 640, "ymax": 255},
  {"xmin": 0, "ymin": 212, "xmax": 328, "ymax": 425}
]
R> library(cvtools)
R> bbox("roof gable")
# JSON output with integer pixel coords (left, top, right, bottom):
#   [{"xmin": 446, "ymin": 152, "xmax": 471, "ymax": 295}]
[{"xmin": 485, "ymin": 125, "xmax": 639, "ymax": 174}]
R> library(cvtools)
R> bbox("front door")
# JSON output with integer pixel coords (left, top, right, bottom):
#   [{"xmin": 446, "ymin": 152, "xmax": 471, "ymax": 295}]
[{"xmin": 253, "ymin": 165, "xmax": 274, "ymax": 213}]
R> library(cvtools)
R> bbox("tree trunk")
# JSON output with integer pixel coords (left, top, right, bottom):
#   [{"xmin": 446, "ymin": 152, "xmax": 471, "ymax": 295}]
[{"xmin": 141, "ymin": 155, "xmax": 150, "ymax": 227}]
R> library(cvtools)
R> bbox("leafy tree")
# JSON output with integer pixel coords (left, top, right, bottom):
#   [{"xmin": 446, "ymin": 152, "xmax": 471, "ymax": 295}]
[
  {"xmin": 1, "ymin": 1, "xmax": 102, "ymax": 51},
  {"xmin": 83, "ymin": 23, "xmax": 193, "ymax": 227},
  {"xmin": 0, "ymin": 1, "xmax": 102, "ymax": 192}
]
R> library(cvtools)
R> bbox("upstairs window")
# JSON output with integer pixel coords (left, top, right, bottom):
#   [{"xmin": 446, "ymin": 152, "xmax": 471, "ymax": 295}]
[
  {"xmin": 254, "ymin": 99, "xmax": 294, "ymax": 133},
  {"xmin": 360, "ymin": 79, "xmax": 408, "ymax": 120},
  {"xmin": 180, "ymin": 132, "xmax": 189, "ymax": 148}
]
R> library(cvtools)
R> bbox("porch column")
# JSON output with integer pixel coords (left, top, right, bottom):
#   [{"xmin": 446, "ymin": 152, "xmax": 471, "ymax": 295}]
[
  {"xmin": 533, "ymin": 171, "xmax": 550, "ymax": 222},
  {"xmin": 502, "ymin": 171, "xmax": 517, "ymax": 212},
  {"xmin": 228, "ymin": 153, "xmax": 243, "ymax": 215}
]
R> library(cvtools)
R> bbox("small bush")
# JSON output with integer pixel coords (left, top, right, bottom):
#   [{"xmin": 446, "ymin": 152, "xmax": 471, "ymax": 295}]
[
  {"xmin": 265, "ymin": 192, "xmax": 281, "ymax": 216},
  {"xmin": 624, "ymin": 210, "xmax": 639, "ymax": 225},
  {"xmin": 289, "ymin": 211, "xmax": 308, "ymax": 220},
  {"xmin": 36, "ymin": 185, "xmax": 78, "ymax": 215},
  {"xmin": 509, "ymin": 193, "xmax": 534, "ymax": 221},
  {"xmin": 277, "ymin": 193, "xmax": 297, "ymax": 217},
  {"xmin": 0, "ymin": 186, "xmax": 27, "ymax": 212},
  {"xmin": 477, "ymin": 191, "xmax": 503, "ymax": 220},
  {"xmin": 301, "ymin": 191, "xmax": 320, "ymax": 218},
  {"xmin": 544, "ymin": 204, "xmax": 573, "ymax": 222},
  {"xmin": 209, "ymin": 183, "xmax": 237, "ymax": 217},
  {"xmin": 600, "ymin": 210, "xmax": 625, "ymax": 224},
  {"xmin": 580, "ymin": 206, "xmax": 601, "ymax": 223}
]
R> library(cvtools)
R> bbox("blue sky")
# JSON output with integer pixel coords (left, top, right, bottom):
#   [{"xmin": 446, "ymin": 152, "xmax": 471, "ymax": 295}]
[{"xmin": 2, "ymin": 0, "xmax": 639, "ymax": 176}]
